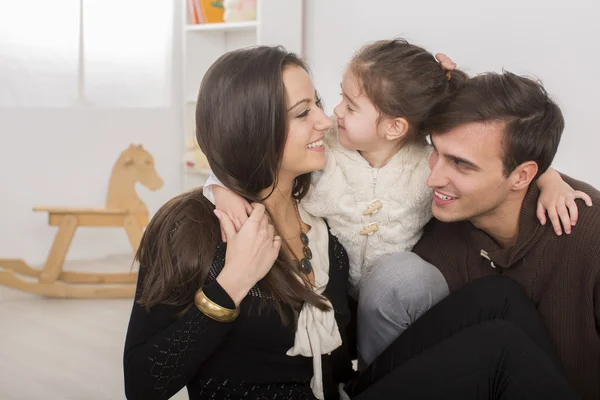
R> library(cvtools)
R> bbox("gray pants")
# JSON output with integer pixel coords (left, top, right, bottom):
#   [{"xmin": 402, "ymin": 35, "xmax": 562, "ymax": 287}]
[{"xmin": 357, "ymin": 252, "xmax": 449, "ymax": 369}]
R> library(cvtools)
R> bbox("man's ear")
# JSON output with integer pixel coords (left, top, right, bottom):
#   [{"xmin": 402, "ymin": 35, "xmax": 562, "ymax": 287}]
[
  {"xmin": 384, "ymin": 117, "xmax": 409, "ymax": 141},
  {"xmin": 510, "ymin": 161, "xmax": 538, "ymax": 191}
]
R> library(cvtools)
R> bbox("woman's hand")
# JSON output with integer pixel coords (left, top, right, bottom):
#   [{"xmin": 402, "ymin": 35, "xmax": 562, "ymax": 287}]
[
  {"xmin": 536, "ymin": 169, "xmax": 592, "ymax": 235},
  {"xmin": 215, "ymin": 204, "xmax": 281, "ymax": 305},
  {"xmin": 213, "ymin": 185, "xmax": 252, "ymax": 242}
]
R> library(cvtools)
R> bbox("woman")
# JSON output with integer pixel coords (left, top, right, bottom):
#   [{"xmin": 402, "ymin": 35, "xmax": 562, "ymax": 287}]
[{"xmin": 123, "ymin": 45, "xmax": 577, "ymax": 399}]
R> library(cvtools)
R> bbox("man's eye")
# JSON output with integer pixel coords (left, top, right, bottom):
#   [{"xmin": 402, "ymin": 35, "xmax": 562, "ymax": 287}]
[{"xmin": 454, "ymin": 160, "xmax": 469, "ymax": 169}]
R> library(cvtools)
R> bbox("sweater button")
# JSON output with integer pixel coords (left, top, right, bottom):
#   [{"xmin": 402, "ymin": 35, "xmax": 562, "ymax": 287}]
[
  {"xmin": 360, "ymin": 223, "xmax": 379, "ymax": 235},
  {"xmin": 363, "ymin": 200, "xmax": 383, "ymax": 215},
  {"xmin": 480, "ymin": 249, "xmax": 496, "ymax": 269}
]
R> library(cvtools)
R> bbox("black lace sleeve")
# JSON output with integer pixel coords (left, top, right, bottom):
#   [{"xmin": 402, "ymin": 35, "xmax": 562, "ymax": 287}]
[{"xmin": 123, "ymin": 266, "xmax": 236, "ymax": 400}]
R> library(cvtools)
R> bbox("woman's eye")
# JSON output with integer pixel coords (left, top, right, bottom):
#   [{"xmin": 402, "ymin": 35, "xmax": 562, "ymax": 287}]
[
  {"xmin": 296, "ymin": 109, "xmax": 310, "ymax": 118},
  {"xmin": 346, "ymin": 105, "xmax": 354, "ymax": 112},
  {"xmin": 315, "ymin": 97, "xmax": 323, "ymax": 110}
]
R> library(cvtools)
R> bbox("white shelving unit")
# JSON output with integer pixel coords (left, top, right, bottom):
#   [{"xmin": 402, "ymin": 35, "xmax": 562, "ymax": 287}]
[
  {"xmin": 180, "ymin": 0, "xmax": 304, "ymax": 192},
  {"xmin": 185, "ymin": 20, "xmax": 258, "ymax": 32}
]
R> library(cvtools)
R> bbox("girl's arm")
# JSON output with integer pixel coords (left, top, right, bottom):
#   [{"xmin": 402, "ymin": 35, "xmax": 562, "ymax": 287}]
[{"xmin": 536, "ymin": 167, "xmax": 593, "ymax": 235}]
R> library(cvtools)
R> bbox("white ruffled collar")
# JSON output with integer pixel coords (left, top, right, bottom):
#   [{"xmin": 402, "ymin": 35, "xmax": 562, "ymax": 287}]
[{"xmin": 286, "ymin": 203, "xmax": 343, "ymax": 400}]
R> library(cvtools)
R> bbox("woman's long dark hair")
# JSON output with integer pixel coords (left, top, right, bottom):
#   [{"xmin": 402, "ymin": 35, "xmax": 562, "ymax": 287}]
[{"xmin": 136, "ymin": 46, "xmax": 329, "ymax": 321}]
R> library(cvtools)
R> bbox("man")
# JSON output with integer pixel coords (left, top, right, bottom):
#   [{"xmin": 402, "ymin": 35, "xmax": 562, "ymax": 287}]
[{"xmin": 413, "ymin": 71, "xmax": 600, "ymax": 399}]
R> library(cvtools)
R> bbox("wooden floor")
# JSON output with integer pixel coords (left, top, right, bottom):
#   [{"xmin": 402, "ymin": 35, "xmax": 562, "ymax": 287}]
[{"xmin": 0, "ymin": 254, "xmax": 187, "ymax": 400}]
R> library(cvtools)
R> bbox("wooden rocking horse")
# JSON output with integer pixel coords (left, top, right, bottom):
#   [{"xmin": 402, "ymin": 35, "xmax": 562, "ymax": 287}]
[{"xmin": 0, "ymin": 144, "xmax": 163, "ymax": 298}]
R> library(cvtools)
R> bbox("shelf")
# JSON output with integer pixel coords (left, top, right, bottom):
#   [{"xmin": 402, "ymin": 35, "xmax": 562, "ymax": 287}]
[
  {"xmin": 181, "ymin": 0, "xmax": 303, "ymax": 194},
  {"xmin": 185, "ymin": 21, "xmax": 258, "ymax": 33}
]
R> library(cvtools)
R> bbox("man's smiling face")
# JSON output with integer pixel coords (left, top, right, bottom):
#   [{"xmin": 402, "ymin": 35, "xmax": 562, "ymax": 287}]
[{"xmin": 426, "ymin": 121, "xmax": 515, "ymax": 225}]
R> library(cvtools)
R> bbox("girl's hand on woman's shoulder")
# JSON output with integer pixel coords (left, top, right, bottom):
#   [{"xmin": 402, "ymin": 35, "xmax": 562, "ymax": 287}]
[
  {"xmin": 215, "ymin": 204, "xmax": 281, "ymax": 305},
  {"xmin": 213, "ymin": 185, "xmax": 252, "ymax": 242}
]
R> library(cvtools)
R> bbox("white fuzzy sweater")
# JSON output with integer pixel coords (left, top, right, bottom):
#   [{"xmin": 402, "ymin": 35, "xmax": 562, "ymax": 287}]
[
  {"xmin": 203, "ymin": 125, "xmax": 433, "ymax": 294},
  {"xmin": 302, "ymin": 125, "xmax": 433, "ymax": 293}
]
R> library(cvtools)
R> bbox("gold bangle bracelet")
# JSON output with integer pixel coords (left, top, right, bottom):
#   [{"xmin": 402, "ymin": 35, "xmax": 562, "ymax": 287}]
[{"xmin": 194, "ymin": 288, "xmax": 240, "ymax": 323}]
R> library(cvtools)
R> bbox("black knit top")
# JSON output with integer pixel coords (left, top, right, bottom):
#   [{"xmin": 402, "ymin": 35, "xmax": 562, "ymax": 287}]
[{"xmin": 123, "ymin": 231, "xmax": 356, "ymax": 400}]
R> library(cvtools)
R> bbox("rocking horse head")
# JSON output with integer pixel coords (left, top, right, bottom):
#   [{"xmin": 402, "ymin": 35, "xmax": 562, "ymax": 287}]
[{"xmin": 117, "ymin": 144, "xmax": 164, "ymax": 191}]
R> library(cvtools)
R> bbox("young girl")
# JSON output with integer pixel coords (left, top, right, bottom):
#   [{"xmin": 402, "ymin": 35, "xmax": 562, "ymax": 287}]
[{"xmin": 203, "ymin": 39, "xmax": 591, "ymax": 368}]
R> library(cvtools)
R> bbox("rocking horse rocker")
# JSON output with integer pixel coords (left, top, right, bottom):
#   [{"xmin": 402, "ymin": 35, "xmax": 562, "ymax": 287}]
[{"xmin": 0, "ymin": 144, "xmax": 163, "ymax": 298}]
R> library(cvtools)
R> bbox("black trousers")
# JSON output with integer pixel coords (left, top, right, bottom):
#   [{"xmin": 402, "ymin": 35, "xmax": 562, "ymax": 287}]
[{"xmin": 344, "ymin": 275, "xmax": 578, "ymax": 399}]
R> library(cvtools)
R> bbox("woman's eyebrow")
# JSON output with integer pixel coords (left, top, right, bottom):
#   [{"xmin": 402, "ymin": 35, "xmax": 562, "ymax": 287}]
[{"xmin": 287, "ymin": 98, "xmax": 310, "ymax": 111}]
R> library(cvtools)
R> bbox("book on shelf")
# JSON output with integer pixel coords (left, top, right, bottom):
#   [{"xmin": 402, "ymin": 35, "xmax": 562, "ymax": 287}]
[
  {"xmin": 188, "ymin": 0, "xmax": 258, "ymax": 25},
  {"xmin": 188, "ymin": 0, "xmax": 225, "ymax": 24},
  {"xmin": 187, "ymin": 0, "xmax": 200, "ymax": 24}
]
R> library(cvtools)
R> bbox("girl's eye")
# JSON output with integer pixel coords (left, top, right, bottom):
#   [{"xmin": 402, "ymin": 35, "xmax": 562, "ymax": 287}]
[{"xmin": 346, "ymin": 105, "xmax": 354, "ymax": 112}]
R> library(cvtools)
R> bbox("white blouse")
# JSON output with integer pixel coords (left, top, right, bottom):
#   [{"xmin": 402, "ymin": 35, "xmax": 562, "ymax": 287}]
[{"xmin": 286, "ymin": 203, "xmax": 342, "ymax": 400}]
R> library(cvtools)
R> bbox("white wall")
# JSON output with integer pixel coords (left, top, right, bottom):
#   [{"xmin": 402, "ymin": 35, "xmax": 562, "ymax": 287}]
[
  {"xmin": 0, "ymin": 108, "xmax": 182, "ymax": 266},
  {"xmin": 304, "ymin": 0, "xmax": 599, "ymax": 188},
  {"xmin": 0, "ymin": 4, "xmax": 184, "ymax": 266},
  {"xmin": 2, "ymin": 0, "xmax": 598, "ymax": 266}
]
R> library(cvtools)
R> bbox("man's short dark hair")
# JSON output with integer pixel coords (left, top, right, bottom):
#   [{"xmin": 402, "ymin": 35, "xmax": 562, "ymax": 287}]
[{"xmin": 424, "ymin": 71, "xmax": 564, "ymax": 178}]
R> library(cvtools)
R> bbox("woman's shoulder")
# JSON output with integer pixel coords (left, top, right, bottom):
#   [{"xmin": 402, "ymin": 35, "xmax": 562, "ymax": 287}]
[
  {"xmin": 140, "ymin": 188, "xmax": 222, "ymax": 266},
  {"xmin": 145, "ymin": 188, "xmax": 219, "ymax": 239},
  {"xmin": 135, "ymin": 188, "xmax": 222, "ymax": 308}
]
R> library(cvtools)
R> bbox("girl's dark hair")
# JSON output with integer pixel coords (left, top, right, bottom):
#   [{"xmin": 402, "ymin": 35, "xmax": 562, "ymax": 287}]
[
  {"xmin": 136, "ymin": 46, "xmax": 329, "ymax": 321},
  {"xmin": 349, "ymin": 38, "xmax": 468, "ymax": 141}
]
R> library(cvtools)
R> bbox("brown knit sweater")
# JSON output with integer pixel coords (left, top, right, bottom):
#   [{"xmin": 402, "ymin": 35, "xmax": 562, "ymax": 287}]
[{"xmin": 413, "ymin": 174, "xmax": 600, "ymax": 399}]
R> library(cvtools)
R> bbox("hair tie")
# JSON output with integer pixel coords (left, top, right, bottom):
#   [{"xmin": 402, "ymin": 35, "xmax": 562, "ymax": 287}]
[{"xmin": 435, "ymin": 53, "xmax": 457, "ymax": 81}]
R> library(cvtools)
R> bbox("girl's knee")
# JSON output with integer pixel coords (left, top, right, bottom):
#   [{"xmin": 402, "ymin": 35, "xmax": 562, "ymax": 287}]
[
  {"xmin": 359, "ymin": 252, "xmax": 449, "ymax": 314},
  {"xmin": 382, "ymin": 252, "xmax": 449, "ymax": 297},
  {"xmin": 366, "ymin": 252, "xmax": 445, "ymax": 285}
]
